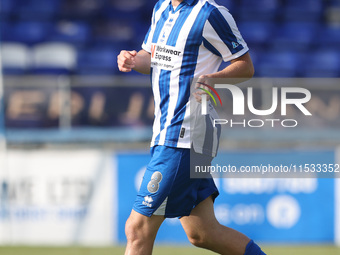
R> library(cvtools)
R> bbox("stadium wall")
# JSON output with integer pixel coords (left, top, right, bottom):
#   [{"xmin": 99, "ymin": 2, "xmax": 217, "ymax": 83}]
[
  {"xmin": 0, "ymin": 148, "xmax": 339, "ymax": 245},
  {"xmin": 0, "ymin": 51, "xmax": 5, "ymax": 179}
]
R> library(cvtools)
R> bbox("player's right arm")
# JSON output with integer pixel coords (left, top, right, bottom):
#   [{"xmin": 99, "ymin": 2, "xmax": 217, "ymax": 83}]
[{"xmin": 117, "ymin": 49, "xmax": 151, "ymax": 75}]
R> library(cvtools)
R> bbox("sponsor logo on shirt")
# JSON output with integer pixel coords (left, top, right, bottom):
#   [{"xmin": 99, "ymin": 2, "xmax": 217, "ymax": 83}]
[{"xmin": 151, "ymin": 44, "xmax": 182, "ymax": 70}]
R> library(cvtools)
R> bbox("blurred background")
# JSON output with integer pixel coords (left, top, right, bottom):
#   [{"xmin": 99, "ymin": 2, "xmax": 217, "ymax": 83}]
[{"xmin": 0, "ymin": 0, "xmax": 340, "ymax": 253}]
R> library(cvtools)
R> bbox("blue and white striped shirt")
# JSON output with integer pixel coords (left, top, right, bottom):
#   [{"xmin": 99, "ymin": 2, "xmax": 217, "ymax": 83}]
[{"xmin": 143, "ymin": 0, "xmax": 249, "ymax": 156}]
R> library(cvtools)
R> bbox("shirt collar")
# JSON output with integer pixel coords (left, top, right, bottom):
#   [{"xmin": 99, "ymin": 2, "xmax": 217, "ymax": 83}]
[
  {"xmin": 169, "ymin": 0, "xmax": 195, "ymax": 6},
  {"xmin": 184, "ymin": 0, "xmax": 195, "ymax": 5}
]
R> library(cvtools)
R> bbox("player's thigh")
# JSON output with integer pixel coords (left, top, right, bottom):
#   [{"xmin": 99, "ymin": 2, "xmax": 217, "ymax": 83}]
[{"xmin": 126, "ymin": 209, "xmax": 165, "ymax": 239}]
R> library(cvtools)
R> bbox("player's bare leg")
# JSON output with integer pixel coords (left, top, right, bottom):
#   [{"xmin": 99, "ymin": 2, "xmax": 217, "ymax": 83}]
[
  {"xmin": 180, "ymin": 196, "xmax": 251, "ymax": 255},
  {"xmin": 124, "ymin": 210, "xmax": 165, "ymax": 255}
]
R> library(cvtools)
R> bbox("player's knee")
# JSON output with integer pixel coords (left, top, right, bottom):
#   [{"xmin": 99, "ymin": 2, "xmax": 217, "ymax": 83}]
[
  {"xmin": 187, "ymin": 231, "xmax": 210, "ymax": 249},
  {"xmin": 125, "ymin": 215, "xmax": 153, "ymax": 243},
  {"xmin": 125, "ymin": 216, "xmax": 143, "ymax": 243},
  {"xmin": 188, "ymin": 236, "xmax": 210, "ymax": 249}
]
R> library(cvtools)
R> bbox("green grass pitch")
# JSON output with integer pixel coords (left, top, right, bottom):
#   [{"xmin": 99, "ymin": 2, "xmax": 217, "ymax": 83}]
[{"xmin": 0, "ymin": 246, "xmax": 339, "ymax": 255}]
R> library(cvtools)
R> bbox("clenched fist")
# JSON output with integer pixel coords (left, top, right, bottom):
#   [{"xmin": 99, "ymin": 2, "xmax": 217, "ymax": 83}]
[{"xmin": 117, "ymin": 50, "xmax": 138, "ymax": 72}]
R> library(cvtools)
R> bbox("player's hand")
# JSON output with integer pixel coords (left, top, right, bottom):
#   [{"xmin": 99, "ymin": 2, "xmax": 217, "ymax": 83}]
[
  {"xmin": 193, "ymin": 75, "xmax": 211, "ymax": 103},
  {"xmin": 117, "ymin": 50, "xmax": 137, "ymax": 72}
]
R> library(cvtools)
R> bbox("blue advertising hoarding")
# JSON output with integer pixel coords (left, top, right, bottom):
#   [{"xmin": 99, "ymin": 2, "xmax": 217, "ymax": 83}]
[{"xmin": 116, "ymin": 150, "xmax": 336, "ymax": 244}]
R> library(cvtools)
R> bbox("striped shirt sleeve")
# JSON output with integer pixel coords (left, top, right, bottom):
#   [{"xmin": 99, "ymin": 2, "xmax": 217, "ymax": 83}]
[
  {"xmin": 202, "ymin": 7, "xmax": 249, "ymax": 62},
  {"xmin": 142, "ymin": 6, "xmax": 157, "ymax": 53},
  {"xmin": 142, "ymin": 25, "xmax": 153, "ymax": 53}
]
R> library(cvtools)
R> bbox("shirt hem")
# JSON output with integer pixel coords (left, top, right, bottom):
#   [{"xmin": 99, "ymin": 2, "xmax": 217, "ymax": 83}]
[
  {"xmin": 223, "ymin": 47, "xmax": 249, "ymax": 62},
  {"xmin": 151, "ymin": 140, "xmax": 191, "ymax": 149}
]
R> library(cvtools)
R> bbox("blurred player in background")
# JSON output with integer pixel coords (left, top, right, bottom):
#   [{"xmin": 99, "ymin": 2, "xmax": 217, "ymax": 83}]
[{"xmin": 117, "ymin": 0, "xmax": 266, "ymax": 254}]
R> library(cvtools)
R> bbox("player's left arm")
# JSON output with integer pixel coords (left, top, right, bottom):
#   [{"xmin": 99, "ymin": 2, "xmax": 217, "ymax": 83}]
[
  {"xmin": 205, "ymin": 52, "xmax": 254, "ymax": 80},
  {"xmin": 194, "ymin": 54, "xmax": 254, "ymax": 103}
]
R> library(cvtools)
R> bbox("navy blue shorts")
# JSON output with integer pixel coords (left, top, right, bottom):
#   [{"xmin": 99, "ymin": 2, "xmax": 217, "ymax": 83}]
[{"xmin": 133, "ymin": 145, "xmax": 219, "ymax": 218}]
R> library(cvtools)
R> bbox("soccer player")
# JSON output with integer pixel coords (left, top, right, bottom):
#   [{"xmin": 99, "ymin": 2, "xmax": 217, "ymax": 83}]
[{"xmin": 117, "ymin": 0, "xmax": 266, "ymax": 254}]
